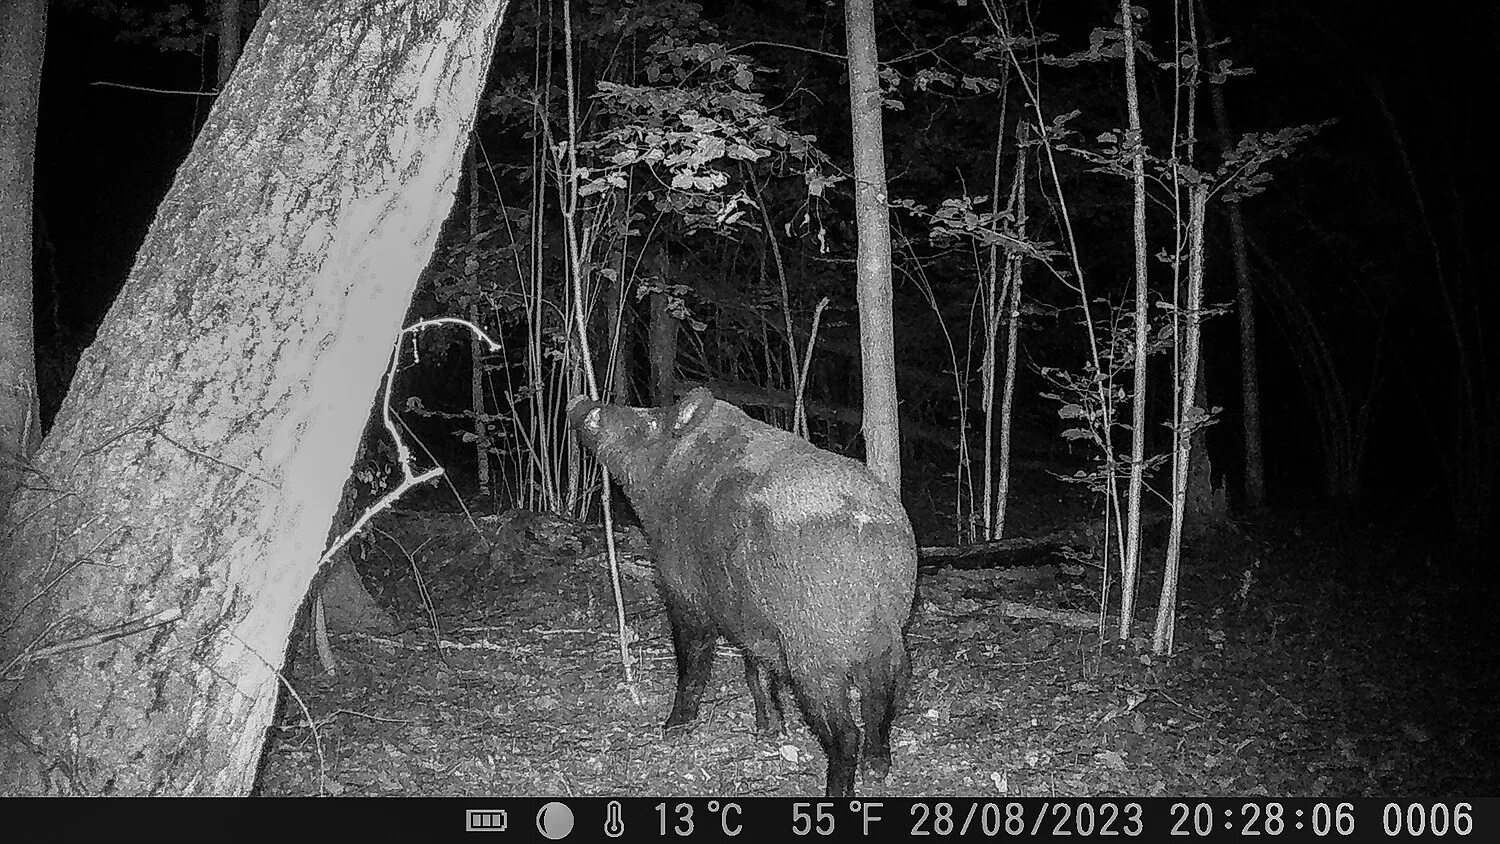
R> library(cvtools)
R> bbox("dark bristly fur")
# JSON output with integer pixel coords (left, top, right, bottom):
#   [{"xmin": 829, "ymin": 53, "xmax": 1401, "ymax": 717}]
[{"xmin": 568, "ymin": 388, "xmax": 917, "ymax": 797}]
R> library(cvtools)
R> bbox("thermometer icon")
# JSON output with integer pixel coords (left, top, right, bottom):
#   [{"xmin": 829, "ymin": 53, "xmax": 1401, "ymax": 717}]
[{"xmin": 604, "ymin": 801, "xmax": 625, "ymax": 837}]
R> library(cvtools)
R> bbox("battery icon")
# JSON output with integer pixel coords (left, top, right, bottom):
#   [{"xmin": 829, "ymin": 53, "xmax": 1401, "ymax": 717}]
[{"xmin": 466, "ymin": 809, "xmax": 508, "ymax": 832}]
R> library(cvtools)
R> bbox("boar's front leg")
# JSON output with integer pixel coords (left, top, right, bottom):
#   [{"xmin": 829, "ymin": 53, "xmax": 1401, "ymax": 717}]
[{"xmin": 663, "ymin": 602, "xmax": 718, "ymax": 730}]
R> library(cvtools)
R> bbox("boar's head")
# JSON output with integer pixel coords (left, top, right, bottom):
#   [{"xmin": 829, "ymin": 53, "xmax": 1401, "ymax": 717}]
[{"xmin": 566, "ymin": 388, "xmax": 719, "ymax": 488}]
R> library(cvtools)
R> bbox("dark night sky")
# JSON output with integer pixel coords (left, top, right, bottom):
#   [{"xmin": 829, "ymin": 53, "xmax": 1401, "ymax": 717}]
[
  {"xmin": 36, "ymin": 0, "xmax": 1486, "ymax": 310},
  {"xmin": 39, "ymin": 0, "xmax": 1483, "ymax": 323},
  {"xmin": 35, "ymin": 5, "xmax": 206, "ymax": 339}
]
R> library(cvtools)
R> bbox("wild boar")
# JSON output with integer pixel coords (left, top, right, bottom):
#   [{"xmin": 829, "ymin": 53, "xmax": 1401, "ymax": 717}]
[{"xmin": 568, "ymin": 387, "xmax": 917, "ymax": 796}]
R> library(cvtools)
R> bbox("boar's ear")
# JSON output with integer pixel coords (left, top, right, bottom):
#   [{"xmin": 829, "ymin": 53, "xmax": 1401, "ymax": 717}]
[{"xmin": 672, "ymin": 388, "xmax": 716, "ymax": 433}]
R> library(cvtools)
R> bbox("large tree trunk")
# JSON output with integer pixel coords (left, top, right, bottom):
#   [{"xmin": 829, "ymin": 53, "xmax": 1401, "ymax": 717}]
[
  {"xmin": 0, "ymin": 0, "xmax": 47, "ymax": 516},
  {"xmin": 844, "ymin": 0, "xmax": 901, "ymax": 490},
  {"xmin": 0, "ymin": 0, "xmax": 510, "ymax": 795}
]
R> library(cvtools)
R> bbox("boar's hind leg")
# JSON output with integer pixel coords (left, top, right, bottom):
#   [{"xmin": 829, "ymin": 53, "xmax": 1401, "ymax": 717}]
[
  {"xmin": 791, "ymin": 673, "xmax": 860, "ymax": 797},
  {"xmin": 742, "ymin": 649, "xmax": 787, "ymax": 736},
  {"xmin": 856, "ymin": 645, "xmax": 909, "ymax": 782},
  {"xmin": 663, "ymin": 604, "xmax": 718, "ymax": 730}
]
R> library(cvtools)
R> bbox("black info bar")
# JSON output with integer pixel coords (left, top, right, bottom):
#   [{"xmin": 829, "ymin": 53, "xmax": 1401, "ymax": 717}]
[{"xmin": 1, "ymin": 797, "xmax": 1488, "ymax": 840}]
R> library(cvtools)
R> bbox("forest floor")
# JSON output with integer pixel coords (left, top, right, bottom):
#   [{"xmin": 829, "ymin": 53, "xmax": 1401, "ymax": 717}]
[{"xmin": 254, "ymin": 495, "xmax": 1497, "ymax": 798}]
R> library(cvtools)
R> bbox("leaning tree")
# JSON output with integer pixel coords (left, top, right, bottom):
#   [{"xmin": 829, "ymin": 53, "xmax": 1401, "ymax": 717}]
[{"xmin": 0, "ymin": 0, "xmax": 510, "ymax": 795}]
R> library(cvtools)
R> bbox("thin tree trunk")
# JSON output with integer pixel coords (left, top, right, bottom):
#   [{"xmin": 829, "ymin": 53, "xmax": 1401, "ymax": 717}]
[
  {"xmin": 845, "ymin": 0, "xmax": 901, "ymax": 490},
  {"xmin": 1184, "ymin": 355, "xmax": 1228, "ymax": 537},
  {"xmin": 217, "ymin": 0, "xmax": 242, "ymax": 88},
  {"xmin": 980, "ymin": 120, "xmax": 1004, "ymax": 540},
  {"xmin": 976, "ymin": 65, "xmax": 1013, "ymax": 541},
  {"xmin": 0, "ymin": 0, "xmax": 47, "ymax": 516},
  {"xmin": 648, "ymin": 252, "xmax": 679, "ymax": 406},
  {"xmin": 1155, "ymin": 185, "xmax": 1209, "ymax": 655},
  {"xmin": 1117, "ymin": 0, "xmax": 1150, "ymax": 639},
  {"xmin": 605, "ymin": 197, "xmax": 631, "ymax": 405},
  {"xmin": 1226, "ymin": 203, "xmax": 1263, "ymax": 506},
  {"xmin": 466, "ymin": 145, "xmax": 491, "ymax": 498},
  {"xmin": 1201, "ymin": 5, "xmax": 1265, "ymax": 508},
  {"xmin": 1172, "ymin": 2, "xmax": 1224, "ymax": 536},
  {"xmin": 749, "ymin": 170, "xmax": 805, "ymax": 437},
  {"xmin": 992, "ymin": 122, "xmax": 1029, "ymax": 540},
  {"xmin": 0, "ymin": 0, "xmax": 510, "ymax": 795}
]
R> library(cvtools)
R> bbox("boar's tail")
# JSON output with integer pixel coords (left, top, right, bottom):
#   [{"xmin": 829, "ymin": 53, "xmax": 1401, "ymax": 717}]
[{"xmin": 783, "ymin": 619, "xmax": 910, "ymax": 794}]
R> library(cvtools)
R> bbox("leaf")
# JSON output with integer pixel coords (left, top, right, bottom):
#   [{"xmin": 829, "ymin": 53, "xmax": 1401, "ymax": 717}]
[
  {"xmin": 914, "ymin": 68, "xmax": 956, "ymax": 91},
  {"xmin": 1090, "ymin": 747, "xmax": 1128, "ymax": 774}
]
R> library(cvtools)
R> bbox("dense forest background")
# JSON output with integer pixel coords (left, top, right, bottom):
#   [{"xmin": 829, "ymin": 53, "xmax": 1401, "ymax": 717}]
[{"xmin": 33, "ymin": 0, "xmax": 1494, "ymax": 549}]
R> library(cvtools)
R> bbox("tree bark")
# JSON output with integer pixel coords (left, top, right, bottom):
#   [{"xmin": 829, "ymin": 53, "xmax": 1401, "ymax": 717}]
[
  {"xmin": 1117, "ymin": 0, "xmax": 1150, "ymax": 639},
  {"xmin": 217, "ymin": 0, "xmax": 243, "ymax": 89},
  {"xmin": 465, "ymin": 145, "xmax": 492, "ymax": 498},
  {"xmin": 0, "ymin": 0, "xmax": 47, "ymax": 516},
  {"xmin": 648, "ymin": 251, "xmax": 679, "ymax": 406},
  {"xmin": 1155, "ymin": 185, "xmax": 1210, "ymax": 655},
  {"xmin": 990, "ymin": 121, "xmax": 1029, "ymax": 540},
  {"xmin": 1226, "ymin": 199, "xmax": 1264, "ymax": 506},
  {"xmin": 605, "ymin": 199, "xmax": 633, "ymax": 405},
  {"xmin": 1200, "ymin": 4, "xmax": 1265, "ymax": 508},
  {"xmin": 844, "ymin": 0, "xmax": 902, "ymax": 491},
  {"xmin": 0, "ymin": 0, "xmax": 510, "ymax": 795}
]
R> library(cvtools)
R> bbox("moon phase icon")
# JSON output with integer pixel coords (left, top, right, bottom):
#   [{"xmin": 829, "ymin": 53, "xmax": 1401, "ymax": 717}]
[{"xmin": 536, "ymin": 802, "xmax": 575, "ymax": 840}]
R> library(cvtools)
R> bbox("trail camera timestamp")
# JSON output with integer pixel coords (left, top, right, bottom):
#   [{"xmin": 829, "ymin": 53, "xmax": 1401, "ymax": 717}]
[{"xmin": 646, "ymin": 799, "xmax": 1482, "ymax": 840}]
